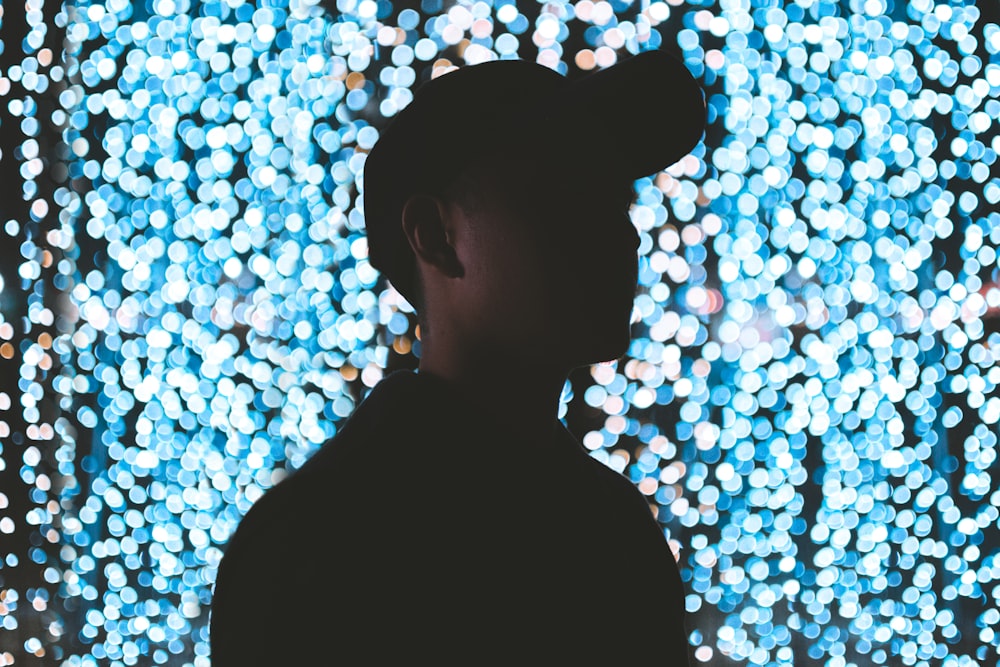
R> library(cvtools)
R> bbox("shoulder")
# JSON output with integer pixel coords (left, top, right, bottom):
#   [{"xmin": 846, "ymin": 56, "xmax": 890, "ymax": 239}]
[
  {"xmin": 209, "ymin": 443, "xmax": 378, "ymax": 664},
  {"xmin": 210, "ymin": 457, "xmax": 351, "ymax": 592},
  {"xmin": 210, "ymin": 371, "xmax": 471, "ymax": 663},
  {"xmin": 215, "ymin": 394, "xmax": 389, "ymax": 567},
  {"xmin": 209, "ymin": 398, "xmax": 381, "ymax": 653},
  {"xmin": 563, "ymin": 432, "xmax": 652, "ymax": 503},
  {"xmin": 217, "ymin": 370, "xmax": 459, "ymax": 561}
]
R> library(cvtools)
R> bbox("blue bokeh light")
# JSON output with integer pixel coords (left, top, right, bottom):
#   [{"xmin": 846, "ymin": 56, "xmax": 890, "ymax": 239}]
[{"xmin": 1, "ymin": 0, "xmax": 999, "ymax": 665}]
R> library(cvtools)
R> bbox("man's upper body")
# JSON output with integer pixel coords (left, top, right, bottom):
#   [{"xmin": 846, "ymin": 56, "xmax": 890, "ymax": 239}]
[
  {"xmin": 210, "ymin": 370, "xmax": 689, "ymax": 664},
  {"xmin": 211, "ymin": 49, "xmax": 705, "ymax": 664}
]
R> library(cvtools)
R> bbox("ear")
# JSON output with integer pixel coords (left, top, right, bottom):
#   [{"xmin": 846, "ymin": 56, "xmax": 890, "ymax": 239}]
[{"xmin": 401, "ymin": 194, "xmax": 464, "ymax": 279}]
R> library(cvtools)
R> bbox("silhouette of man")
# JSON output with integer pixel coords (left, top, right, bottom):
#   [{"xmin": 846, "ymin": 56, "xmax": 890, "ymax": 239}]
[{"xmin": 211, "ymin": 50, "xmax": 705, "ymax": 664}]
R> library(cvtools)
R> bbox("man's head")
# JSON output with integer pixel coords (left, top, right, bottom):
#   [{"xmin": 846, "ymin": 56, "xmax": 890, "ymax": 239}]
[{"xmin": 363, "ymin": 51, "xmax": 705, "ymax": 367}]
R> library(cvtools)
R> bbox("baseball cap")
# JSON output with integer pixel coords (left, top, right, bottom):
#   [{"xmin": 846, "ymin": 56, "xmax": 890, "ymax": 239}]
[{"xmin": 362, "ymin": 50, "xmax": 706, "ymax": 301}]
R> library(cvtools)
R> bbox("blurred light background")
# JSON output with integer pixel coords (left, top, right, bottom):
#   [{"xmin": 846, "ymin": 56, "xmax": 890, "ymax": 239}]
[{"xmin": 1, "ymin": 0, "xmax": 999, "ymax": 664}]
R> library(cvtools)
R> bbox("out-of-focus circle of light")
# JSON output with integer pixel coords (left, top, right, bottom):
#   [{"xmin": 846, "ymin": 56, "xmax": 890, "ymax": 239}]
[{"xmin": 0, "ymin": 0, "xmax": 998, "ymax": 665}]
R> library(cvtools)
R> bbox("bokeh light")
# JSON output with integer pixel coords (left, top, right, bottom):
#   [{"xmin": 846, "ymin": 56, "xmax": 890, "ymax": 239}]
[{"xmin": 1, "ymin": 0, "xmax": 999, "ymax": 665}]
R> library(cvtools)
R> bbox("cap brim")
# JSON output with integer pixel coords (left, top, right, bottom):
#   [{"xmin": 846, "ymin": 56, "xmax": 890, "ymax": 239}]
[{"xmin": 518, "ymin": 50, "xmax": 706, "ymax": 178}]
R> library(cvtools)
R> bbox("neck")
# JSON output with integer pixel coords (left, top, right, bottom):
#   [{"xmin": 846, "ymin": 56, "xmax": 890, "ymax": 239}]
[{"xmin": 418, "ymin": 333, "xmax": 567, "ymax": 441}]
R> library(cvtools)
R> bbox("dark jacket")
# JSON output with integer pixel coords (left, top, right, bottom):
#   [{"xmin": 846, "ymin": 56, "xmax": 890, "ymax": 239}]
[{"xmin": 210, "ymin": 371, "xmax": 689, "ymax": 664}]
